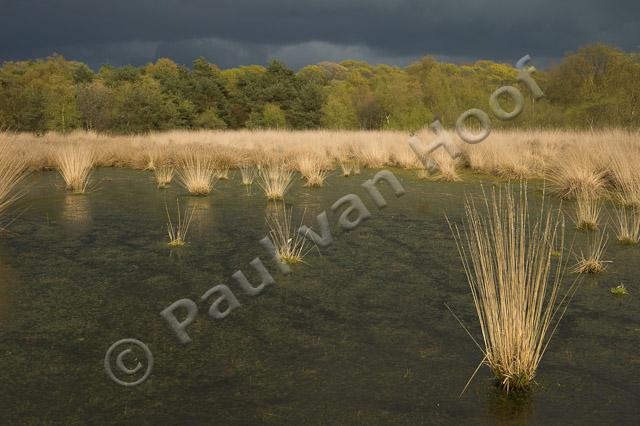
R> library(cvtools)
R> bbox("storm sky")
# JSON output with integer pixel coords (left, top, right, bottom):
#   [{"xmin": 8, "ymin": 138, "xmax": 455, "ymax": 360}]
[{"xmin": 0, "ymin": 0, "xmax": 637, "ymax": 69}]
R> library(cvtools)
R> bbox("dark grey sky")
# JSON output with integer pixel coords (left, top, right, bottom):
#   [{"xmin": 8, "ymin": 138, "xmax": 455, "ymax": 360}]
[{"xmin": 0, "ymin": 0, "xmax": 637, "ymax": 69}]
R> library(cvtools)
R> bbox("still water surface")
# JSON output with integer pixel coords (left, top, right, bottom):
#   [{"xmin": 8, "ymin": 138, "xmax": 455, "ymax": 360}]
[{"xmin": 0, "ymin": 169, "xmax": 638, "ymax": 424}]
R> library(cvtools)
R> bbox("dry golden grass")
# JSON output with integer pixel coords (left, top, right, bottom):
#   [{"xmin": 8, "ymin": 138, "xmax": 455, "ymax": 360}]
[
  {"xmin": 0, "ymin": 128, "xmax": 638, "ymax": 196},
  {"xmin": 574, "ymin": 189, "xmax": 602, "ymax": 230},
  {"xmin": 177, "ymin": 147, "xmax": 217, "ymax": 195},
  {"xmin": 614, "ymin": 207, "xmax": 640, "ymax": 244},
  {"xmin": 547, "ymin": 148, "xmax": 606, "ymax": 199},
  {"xmin": 339, "ymin": 160, "xmax": 354, "ymax": 177},
  {"xmin": 257, "ymin": 165, "xmax": 294, "ymax": 200},
  {"xmin": 0, "ymin": 141, "xmax": 28, "ymax": 225},
  {"xmin": 448, "ymin": 183, "xmax": 578, "ymax": 392},
  {"xmin": 144, "ymin": 144, "xmax": 164, "ymax": 171},
  {"xmin": 55, "ymin": 143, "xmax": 95, "ymax": 193},
  {"xmin": 265, "ymin": 203, "xmax": 315, "ymax": 264},
  {"xmin": 239, "ymin": 166, "xmax": 256, "ymax": 186},
  {"xmin": 608, "ymin": 145, "xmax": 640, "ymax": 207},
  {"xmin": 297, "ymin": 154, "xmax": 330, "ymax": 187},
  {"xmin": 572, "ymin": 230, "xmax": 610, "ymax": 274},
  {"xmin": 154, "ymin": 164, "xmax": 174, "ymax": 189},
  {"xmin": 165, "ymin": 198, "xmax": 195, "ymax": 247},
  {"xmin": 419, "ymin": 149, "xmax": 461, "ymax": 182}
]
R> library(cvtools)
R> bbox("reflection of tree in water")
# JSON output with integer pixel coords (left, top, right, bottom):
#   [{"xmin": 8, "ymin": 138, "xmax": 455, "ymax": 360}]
[
  {"xmin": 62, "ymin": 194, "xmax": 91, "ymax": 231},
  {"xmin": 486, "ymin": 385, "xmax": 534, "ymax": 424}
]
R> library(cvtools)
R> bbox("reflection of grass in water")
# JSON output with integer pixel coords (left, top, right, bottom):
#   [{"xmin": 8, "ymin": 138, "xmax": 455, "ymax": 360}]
[
  {"xmin": 62, "ymin": 193, "xmax": 91, "ymax": 227},
  {"xmin": 183, "ymin": 195, "xmax": 214, "ymax": 235},
  {"xmin": 449, "ymin": 183, "xmax": 579, "ymax": 392},
  {"xmin": 486, "ymin": 384, "xmax": 534, "ymax": 424}
]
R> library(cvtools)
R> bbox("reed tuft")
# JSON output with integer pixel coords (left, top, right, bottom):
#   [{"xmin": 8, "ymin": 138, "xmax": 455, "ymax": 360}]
[
  {"xmin": 55, "ymin": 143, "xmax": 95, "ymax": 193},
  {"xmin": 257, "ymin": 165, "xmax": 294, "ymax": 200},
  {"xmin": 165, "ymin": 198, "xmax": 195, "ymax": 247},
  {"xmin": 449, "ymin": 183, "xmax": 578, "ymax": 392}
]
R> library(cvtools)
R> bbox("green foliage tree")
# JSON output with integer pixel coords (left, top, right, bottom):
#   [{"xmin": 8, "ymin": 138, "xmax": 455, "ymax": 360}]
[{"xmin": 0, "ymin": 44, "xmax": 637, "ymax": 133}]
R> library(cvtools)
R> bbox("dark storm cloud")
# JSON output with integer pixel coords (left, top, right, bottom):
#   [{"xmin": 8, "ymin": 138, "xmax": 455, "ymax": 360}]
[{"xmin": 0, "ymin": 0, "xmax": 637, "ymax": 68}]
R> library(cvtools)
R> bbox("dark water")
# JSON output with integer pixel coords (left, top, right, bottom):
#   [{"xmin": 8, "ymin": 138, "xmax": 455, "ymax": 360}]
[{"xmin": 0, "ymin": 168, "xmax": 638, "ymax": 425}]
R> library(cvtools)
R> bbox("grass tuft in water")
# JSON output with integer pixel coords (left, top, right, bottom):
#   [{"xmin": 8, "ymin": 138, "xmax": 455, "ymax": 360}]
[
  {"xmin": 614, "ymin": 207, "xmax": 640, "ymax": 245},
  {"xmin": 574, "ymin": 188, "xmax": 601, "ymax": 231},
  {"xmin": 449, "ymin": 183, "xmax": 579, "ymax": 392},
  {"xmin": 165, "ymin": 198, "xmax": 195, "ymax": 247},
  {"xmin": 177, "ymin": 147, "xmax": 217, "ymax": 195},
  {"xmin": 55, "ymin": 143, "xmax": 94, "ymax": 193},
  {"xmin": 155, "ymin": 164, "xmax": 174, "ymax": 189},
  {"xmin": 257, "ymin": 165, "xmax": 294, "ymax": 200},
  {"xmin": 0, "ymin": 141, "xmax": 28, "ymax": 227},
  {"xmin": 572, "ymin": 230, "xmax": 610, "ymax": 274},
  {"xmin": 266, "ymin": 203, "xmax": 315, "ymax": 264}
]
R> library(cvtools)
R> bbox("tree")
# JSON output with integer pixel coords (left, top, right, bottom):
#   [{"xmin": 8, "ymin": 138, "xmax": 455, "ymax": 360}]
[
  {"xmin": 195, "ymin": 107, "xmax": 227, "ymax": 129},
  {"xmin": 263, "ymin": 103, "xmax": 287, "ymax": 128}
]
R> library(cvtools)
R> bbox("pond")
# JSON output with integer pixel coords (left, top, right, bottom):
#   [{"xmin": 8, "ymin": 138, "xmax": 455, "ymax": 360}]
[{"xmin": 0, "ymin": 168, "xmax": 638, "ymax": 424}]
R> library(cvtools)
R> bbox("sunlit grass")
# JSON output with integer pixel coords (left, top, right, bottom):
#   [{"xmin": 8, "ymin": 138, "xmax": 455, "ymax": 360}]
[
  {"xmin": 55, "ymin": 143, "xmax": 94, "ymax": 193},
  {"xmin": 448, "ymin": 183, "xmax": 578, "ymax": 392},
  {"xmin": 257, "ymin": 165, "xmax": 294, "ymax": 200},
  {"xmin": 0, "ymin": 141, "xmax": 28, "ymax": 227},
  {"xmin": 154, "ymin": 164, "xmax": 174, "ymax": 189},
  {"xmin": 572, "ymin": 230, "xmax": 610, "ymax": 274},
  {"xmin": 177, "ymin": 147, "xmax": 217, "ymax": 195},
  {"xmin": 614, "ymin": 207, "xmax": 640, "ymax": 244}
]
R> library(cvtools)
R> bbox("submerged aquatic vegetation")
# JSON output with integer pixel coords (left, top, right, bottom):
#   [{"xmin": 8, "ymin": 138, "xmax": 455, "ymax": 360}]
[
  {"xmin": 449, "ymin": 183, "xmax": 579, "ymax": 392},
  {"xmin": 610, "ymin": 284, "xmax": 628, "ymax": 296},
  {"xmin": 165, "ymin": 198, "xmax": 195, "ymax": 247},
  {"xmin": 266, "ymin": 203, "xmax": 315, "ymax": 264},
  {"xmin": 257, "ymin": 165, "xmax": 294, "ymax": 200},
  {"xmin": 55, "ymin": 143, "xmax": 95, "ymax": 193},
  {"xmin": 0, "ymin": 141, "xmax": 28, "ymax": 226},
  {"xmin": 572, "ymin": 230, "xmax": 610, "ymax": 274}
]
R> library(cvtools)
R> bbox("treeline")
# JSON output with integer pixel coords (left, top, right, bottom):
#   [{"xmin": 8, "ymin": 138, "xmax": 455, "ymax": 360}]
[{"xmin": 0, "ymin": 43, "xmax": 638, "ymax": 134}]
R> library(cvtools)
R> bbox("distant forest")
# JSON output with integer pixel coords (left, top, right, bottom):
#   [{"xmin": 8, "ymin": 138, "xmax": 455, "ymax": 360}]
[{"xmin": 0, "ymin": 43, "xmax": 638, "ymax": 134}]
